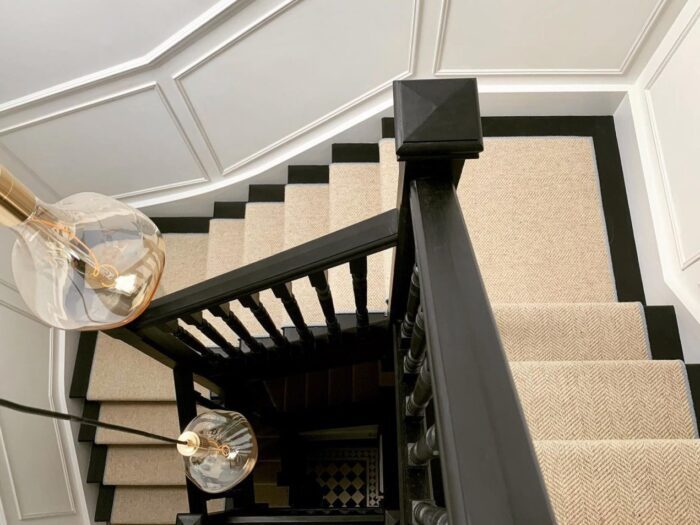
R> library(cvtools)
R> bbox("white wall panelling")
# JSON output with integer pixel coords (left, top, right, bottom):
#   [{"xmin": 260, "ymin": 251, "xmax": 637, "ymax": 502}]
[
  {"xmin": 174, "ymin": 0, "xmax": 418, "ymax": 175},
  {"xmin": 0, "ymin": 83, "xmax": 208, "ymax": 199},
  {"xmin": 0, "ymin": 0, "xmax": 680, "ymax": 210},
  {"xmin": 0, "ymin": 0, "xmax": 235, "ymax": 112},
  {"xmin": 643, "ymin": 7, "xmax": 700, "ymax": 270},
  {"xmin": 0, "ymin": 232, "xmax": 90, "ymax": 524},
  {"xmin": 433, "ymin": 0, "xmax": 668, "ymax": 75},
  {"xmin": 616, "ymin": 0, "xmax": 700, "ymax": 360}
]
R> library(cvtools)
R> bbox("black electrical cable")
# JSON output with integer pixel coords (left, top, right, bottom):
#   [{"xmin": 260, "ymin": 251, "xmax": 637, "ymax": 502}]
[{"xmin": 0, "ymin": 397, "xmax": 187, "ymax": 446}]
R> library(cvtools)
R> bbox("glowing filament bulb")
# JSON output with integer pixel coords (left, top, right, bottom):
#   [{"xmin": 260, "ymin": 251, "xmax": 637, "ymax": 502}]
[{"xmin": 0, "ymin": 166, "xmax": 165, "ymax": 330}]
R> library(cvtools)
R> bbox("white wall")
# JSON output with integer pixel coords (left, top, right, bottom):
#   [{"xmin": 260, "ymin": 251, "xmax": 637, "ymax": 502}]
[
  {"xmin": 0, "ymin": 0, "xmax": 687, "ymax": 213},
  {"xmin": 614, "ymin": 0, "xmax": 700, "ymax": 361},
  {"xmin": 0, "ymin": 229, "xmax": 93, "ymax": 525},
  {"xmin": 615, "ymin": 96, "xmax": 700, "ymax": 359}
]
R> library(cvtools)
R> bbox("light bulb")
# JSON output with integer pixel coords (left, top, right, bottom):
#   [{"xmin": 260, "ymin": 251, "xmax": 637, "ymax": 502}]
[
  {"xmin": 0, "ymin": 166, "xmax": 165, "ymax": 330},
  {"xmin": 177, "ymin": 410, "xmax": 258, "ymax": 494}
]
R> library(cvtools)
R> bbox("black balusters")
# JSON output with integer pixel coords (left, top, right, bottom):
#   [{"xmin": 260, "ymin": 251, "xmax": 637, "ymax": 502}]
[
  {"xmin": 401, "ymin": 265, "xmax": 420, "ymax": 340},
  {"xmin": 239, "ymin": 293, "xmax": 289, "ymax": 348},
  {"xmin": 404, "ymin": 308, "xmax": 426, "ymax": 373},
  {"xmin": 406, "ymin": 360, "xmax": 432, "ymax": 417},
  {"xmin": 413, "ymin": 501, "xmax": 448, "ymax": 525},
  {"xmin": 409, "ymin": 425, "xmax": 439, "ymax": 466},
  {"xmin": 308, "ymin": 271, "xmax": 341, "ymax": 341},
  {"xmin": 349, "ymin": 256, "xmax": 369, "ymax": 331},
  {"xmin": 180, "ymin": 311, "xmax": 238, "ymax": 357},
  {"xmin": 392, "ymin": 78, "xmax": 554, "ymax": 524},
  {"xmin": 208, "ymin": 303, "xmax": 265, "ymax": 353},
  {"xmin": 271, "ymin": 283, "xmax": 315, "ymax": 347},
  {"xmin": 158, "ymin": 321, "xmax": 219, "ymax": 360}
]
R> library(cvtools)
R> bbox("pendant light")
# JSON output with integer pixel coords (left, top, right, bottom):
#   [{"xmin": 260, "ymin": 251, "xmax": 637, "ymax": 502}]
[
  {"xmin": 177, "ymin": 410, "xmax": 258, "ymax": 493},
  {"xmin": 0, "ymin": 166, "xmax": 165, "ymax": 330},
  {"xmin": 0, "ymin": 398, "xmax": 258, "ymax": 494}
]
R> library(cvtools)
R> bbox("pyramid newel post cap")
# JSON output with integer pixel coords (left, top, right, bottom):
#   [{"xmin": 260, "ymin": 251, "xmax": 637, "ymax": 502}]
[
  {"xmin": 392, "ymin": 78, "xmax": 483, "ymax": 162},
  {"xmin": 176, "ymin": 514, "xmax": 203, "ymax": 525}
]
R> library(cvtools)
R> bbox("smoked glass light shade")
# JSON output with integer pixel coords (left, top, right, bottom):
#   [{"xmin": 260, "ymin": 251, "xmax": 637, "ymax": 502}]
[
  {"xmin": 0, "ymin": 166, "xmax": 165, "ymax": 330},
  {"xmin": 177, "ymin": 410, "xmax": 258, "ymax": 494}
]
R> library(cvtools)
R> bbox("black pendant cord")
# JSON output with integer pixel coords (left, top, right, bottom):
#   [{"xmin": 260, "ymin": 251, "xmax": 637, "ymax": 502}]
[{"xmin": 0, "ymin": 397, "xmax": 187, "ymax": 446}]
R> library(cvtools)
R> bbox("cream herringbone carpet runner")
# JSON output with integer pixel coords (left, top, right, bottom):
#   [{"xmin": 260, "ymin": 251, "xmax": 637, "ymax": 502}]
[{"xmin": 84, "ymin": 134, "xmax": 700, "ymax": 524}]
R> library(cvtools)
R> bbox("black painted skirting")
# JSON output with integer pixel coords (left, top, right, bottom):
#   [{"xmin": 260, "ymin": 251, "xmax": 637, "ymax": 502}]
[
  {"xmin": 68, "ymin": 332, "xmax": 116, "ymax": 522},
  {"xmin": 95, "ymin": 485, "xmax": 115, "ymax": 523},
  {"xmin": 69, "ymin": 332, "xmax": 98, "ymax": 399},
  {"xmin": 645, "ymin": 306, "xmax": 684, "ymax": 361}
]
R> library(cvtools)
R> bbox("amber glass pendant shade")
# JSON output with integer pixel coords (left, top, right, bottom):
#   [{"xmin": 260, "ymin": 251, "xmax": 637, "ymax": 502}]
[
  {"xmin": 177, "ymin": 410, "xmax": 258, "ymax": 494},
  {"xmin": 0, "ymin": 166, "xmax": 165, "ymax": 330}
]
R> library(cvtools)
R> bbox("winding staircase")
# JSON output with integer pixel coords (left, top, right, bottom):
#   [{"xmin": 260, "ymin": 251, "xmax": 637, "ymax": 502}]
[{"xmin": 69, "ymin": 79, "xmax": 700, "ymax": 524}]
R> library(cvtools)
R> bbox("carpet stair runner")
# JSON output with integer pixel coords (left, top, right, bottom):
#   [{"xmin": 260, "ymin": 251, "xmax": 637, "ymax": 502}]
[{"xmin": 78, "ymin": 119, "xmax": 700, "ymax": 524}]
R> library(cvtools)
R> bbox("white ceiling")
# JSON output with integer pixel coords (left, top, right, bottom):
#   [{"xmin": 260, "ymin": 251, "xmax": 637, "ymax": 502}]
[
  {"xmin": 0, "ymin": 0, "xmax": 686, "ymax": 209},
  {"xmin": 437, "ymin": 0, "xmax": 664, "ymax": 74},
  {"xmin": 0, "ymin": 0, "xmax": 221, "ymax": 103}
]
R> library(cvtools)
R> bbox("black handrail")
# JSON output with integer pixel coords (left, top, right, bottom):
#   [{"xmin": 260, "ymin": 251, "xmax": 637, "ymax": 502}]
[
  {"xmin": 105, "ymin": 209, "xmax": 399, "ymax": 385},
  {"xmin": 390, "ymin": 78, "xmax": 555, "ymax": 524},
  {"xmin": 126, "ymin": 209, "xmax": 398, "ymax": 330}
]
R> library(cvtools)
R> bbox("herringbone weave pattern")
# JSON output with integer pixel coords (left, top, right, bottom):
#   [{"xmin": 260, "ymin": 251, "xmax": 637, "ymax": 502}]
[
  {"xmin": 537, "ymin": 441, "xmax": 700, "ymax": 524},
  {"xmin": 494, "ymin": 303, "xmax": 649, "ymax": 361},
  {"xmin": 458, "ymin": 137, "xmax": 617, "ymax": 304},
  {"xmin": 512, "ymin": 361, "xmax": 696, "ymax": 440}
]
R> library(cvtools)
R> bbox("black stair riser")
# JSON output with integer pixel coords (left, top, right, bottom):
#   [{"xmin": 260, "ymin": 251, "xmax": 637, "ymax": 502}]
[
  {"xmin": 151, "ymin": 217, "xmax": 211, "ymax": 234},
  {"xmin": 288, "ymin": 165, "xmax": 330, "ymax": 184},
  {"xmin": 332, "ymin": 143, "xmax": 380, "ymax": 163},
  {"xmin": 214, "ymin": 202, "xmax": 247, "ymax": 219},
  {"xmin": 249, "ymin": 184, "xmax": 286, "ymax": 202},
  {"xmin": 381, "ymin": 117, "xmax": 396, "ymax": 139}
]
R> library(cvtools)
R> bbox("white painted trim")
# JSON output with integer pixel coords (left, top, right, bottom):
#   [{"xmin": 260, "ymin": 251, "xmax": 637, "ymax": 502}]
[
  {"xmin": 0, "ymin": 492, "xmax": 7, "ymax": 525},
  {"xmin": 432, "ymin": 0, "xmax": 668, "ymax": 76},
  {"xmin": 642, "ymin": 5, "xmax": 700, "ymax": 270},
  {"xmin": 220, "ymin": 74, "xmax": 410, "ymax": 176},
  {"xmin": 0, "ymin": 83, "xmax": 210, "ymax": 200},
  {"xmin": 174, "ymin": 0, "xmax": 420, "ymax": 177},
  {"xmin": 0, "ymin": 278, "xmax": 17, "ymax": 294},
  {"xmin": 173, "ymin": 0, "xmax": 299, "ymax": 81},
  {"xmin": 173, "ymin": 0, "xmax": 302, "ymax": 174},
  {"xmin": 0, "ymin": 84, "xmax": 157, "ymax": 136},
  {"xmin": 50, "ymin": 329, "xmax": 93, "ymax": 525},
  {"xmin": 0, "ymin": 0, "xmax": 247, "ymax": 115},
  {"xmin": 0, "ymin": 314, "xmax": 75, "ymax": 520},
  {"xmin": 126, "ymin": 88, "xmax": 395, "ymax": 209}
]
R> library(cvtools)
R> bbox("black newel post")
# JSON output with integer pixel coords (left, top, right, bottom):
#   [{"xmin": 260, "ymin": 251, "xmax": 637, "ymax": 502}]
[{"xmin": 392, "ymin": 78, "xmax": 556, "ymax": 524}]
